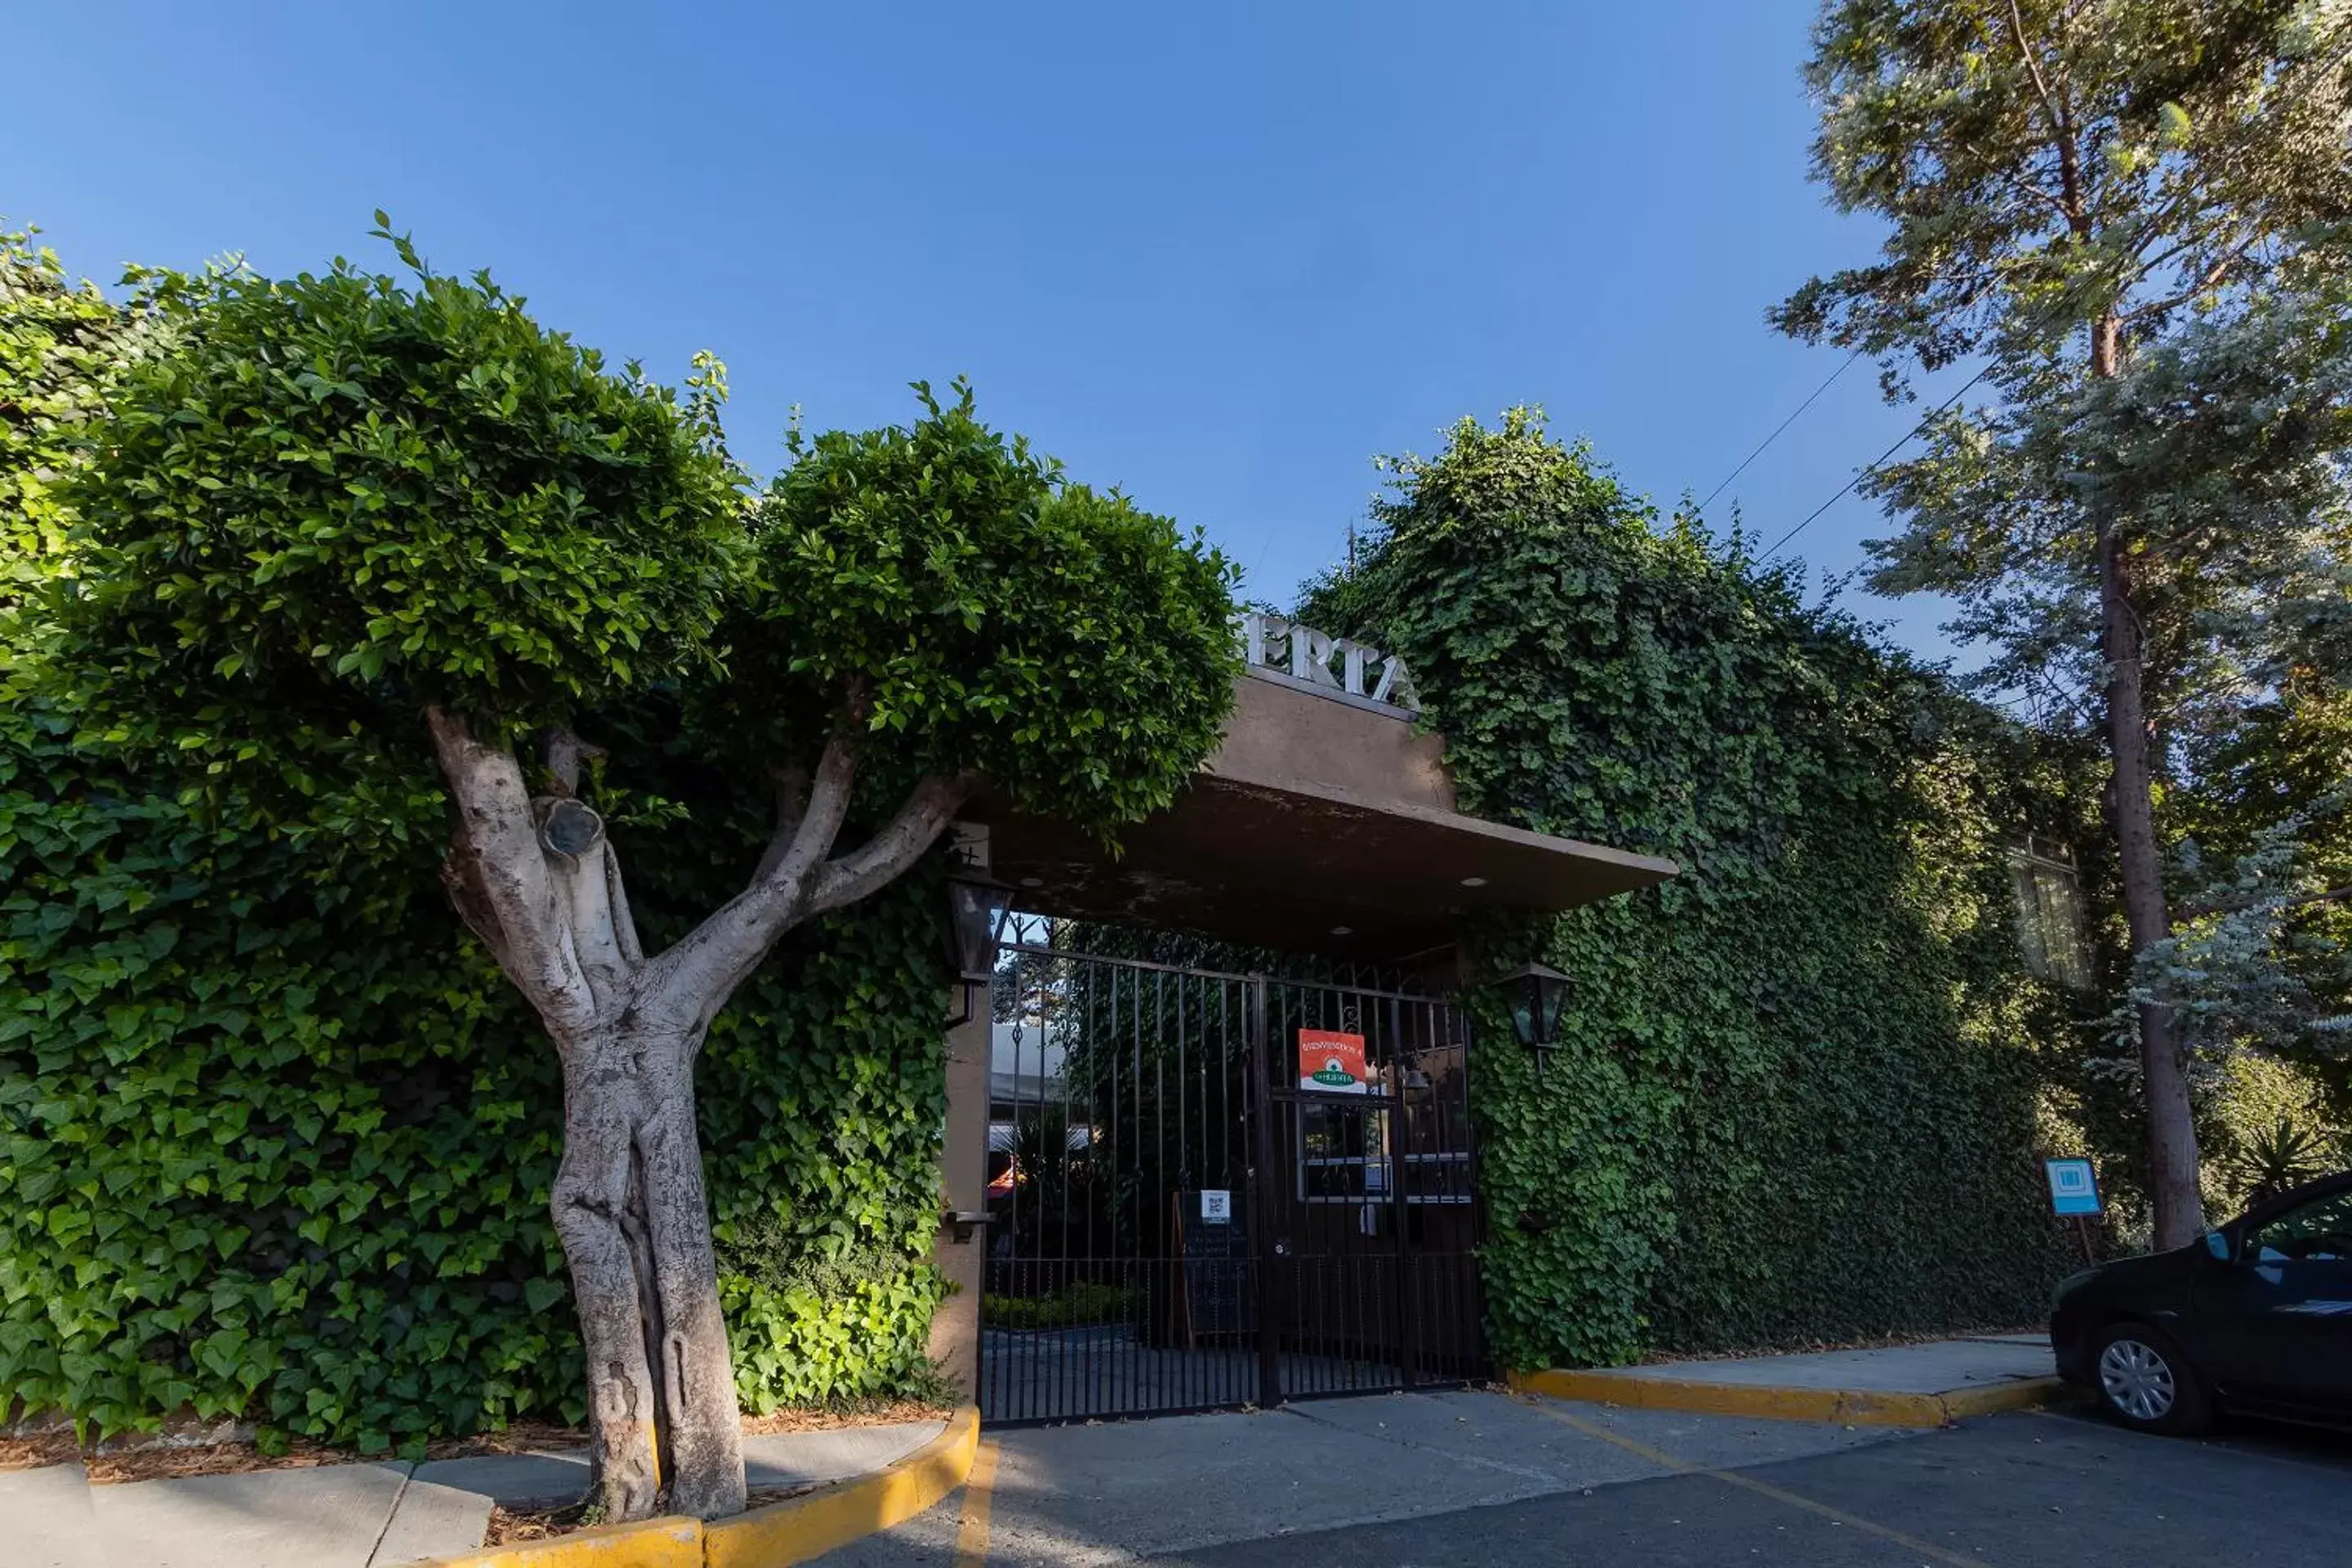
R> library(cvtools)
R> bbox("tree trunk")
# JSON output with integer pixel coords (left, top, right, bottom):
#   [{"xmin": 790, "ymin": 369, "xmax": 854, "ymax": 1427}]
[
  {"xmin": 551, "ymin": 1023, "xmax": 747, "ymax": 1521},
  {"xmin": 2091, "ymin": 315, "xmax": 2206, "ymax": 1252},
  {"xmin": 425, "ymin": 707, "xmax": 971, "ymax": 1524}
]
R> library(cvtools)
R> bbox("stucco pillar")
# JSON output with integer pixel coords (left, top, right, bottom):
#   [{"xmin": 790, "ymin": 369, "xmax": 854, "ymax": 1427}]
[{"xmin": 928, "ymin": 823, "xmax": 991, "ymax": 1401}]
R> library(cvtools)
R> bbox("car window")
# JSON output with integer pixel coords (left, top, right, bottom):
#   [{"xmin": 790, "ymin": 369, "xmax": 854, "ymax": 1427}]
[{"xmin": 2247, "ymin": 1189, "xmax": 2352, "ymax": 1263}]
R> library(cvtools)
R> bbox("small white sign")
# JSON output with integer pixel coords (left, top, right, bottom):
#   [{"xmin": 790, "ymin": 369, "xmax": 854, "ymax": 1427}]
[{"xmin": 1200, "ymin": 1190, "xmax": 1232, "ymax": 1224}]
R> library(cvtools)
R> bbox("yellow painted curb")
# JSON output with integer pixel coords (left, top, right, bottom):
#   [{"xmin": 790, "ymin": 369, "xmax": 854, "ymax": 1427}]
[
  {"xmin": 1508, "ymin": 1368, "xmax": 2063, "ymax": 1428},
  {"xmin": 416, "ymin": 1512, "xmax": 703, "ymax": 1568},
  {"xmin": 703, "ymin": 1406, "xmax": 979, "ymax": 1568},
  {"xmin": 411, "ymin": 1406, "xmax": 979, "ymax": 1568},
  {"xmin": 1938, "ymin": 1378, "xmax": 2069, "ymax": 1422}
]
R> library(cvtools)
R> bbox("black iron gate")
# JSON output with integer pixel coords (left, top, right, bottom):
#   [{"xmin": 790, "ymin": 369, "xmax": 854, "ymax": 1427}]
[{"xmin": 980, "ymin": 938, "xmax": 1481, "ymax": 1424}]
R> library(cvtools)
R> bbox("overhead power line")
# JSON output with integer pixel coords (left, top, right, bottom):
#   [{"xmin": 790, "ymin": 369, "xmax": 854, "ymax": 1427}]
[
  {"xmin": 1758, "ymin": 356, "xmax": 1998, "ymax": 559},
  {"xmin": 1699, "ymin": 349, "xmax": 1863, "ymax": 513}
]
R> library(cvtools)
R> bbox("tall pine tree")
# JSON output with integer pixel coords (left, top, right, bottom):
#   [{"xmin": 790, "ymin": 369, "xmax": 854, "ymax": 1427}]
[{"xmin": 1776, "ymin": 1, "xmax": 2352, "ymax": 1246}]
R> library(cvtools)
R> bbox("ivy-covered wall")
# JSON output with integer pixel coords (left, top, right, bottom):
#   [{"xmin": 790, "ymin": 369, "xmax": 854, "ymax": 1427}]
[
  {"xmin": 0, "ymin": 230, "xmax": 954, "ymax": 1452},
  {"xmin": 1302, "ymin": 411, "xmax": 2078, "ymax": 1366},
  {"xmin": 0, "ymin": 692, "xmax": 951, "ymax": 1453}
]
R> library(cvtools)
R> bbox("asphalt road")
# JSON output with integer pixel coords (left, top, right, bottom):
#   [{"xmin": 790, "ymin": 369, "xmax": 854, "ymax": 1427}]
[
  {"xmin": 825, "ymin": 1395, "xmax": 2351, "ymax": 1567},
  {"xmin": 1174, "ymin": 1409, "xmax": 2352, "ymax": 1567}
]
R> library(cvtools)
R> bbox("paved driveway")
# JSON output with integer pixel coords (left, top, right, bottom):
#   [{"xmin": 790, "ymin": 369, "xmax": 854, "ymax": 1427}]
[{"xmin": 822, "ymin": 1391, "xmax": 2351, "ymax": 1566}]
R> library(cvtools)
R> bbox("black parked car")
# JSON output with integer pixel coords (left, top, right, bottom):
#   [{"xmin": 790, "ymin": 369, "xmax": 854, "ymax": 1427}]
[{"xmin": 2051, "ymin": 1170, "xmax": 2352, "ymax": 1434}]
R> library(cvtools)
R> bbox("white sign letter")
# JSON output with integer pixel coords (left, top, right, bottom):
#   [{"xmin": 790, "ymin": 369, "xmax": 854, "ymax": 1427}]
[
  {"xmin": 1290, "ymin": 622, "xmax": 1341, "ymax": 688},
  {"xmin": 1370, "ymin": 653, "xmax": 1420, "ymax": 711}
]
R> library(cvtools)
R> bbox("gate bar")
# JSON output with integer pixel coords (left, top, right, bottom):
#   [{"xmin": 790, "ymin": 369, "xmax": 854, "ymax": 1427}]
[{"xmin": 1245, "ymin": 974, "xmax": 1283, "ymax": 1408}]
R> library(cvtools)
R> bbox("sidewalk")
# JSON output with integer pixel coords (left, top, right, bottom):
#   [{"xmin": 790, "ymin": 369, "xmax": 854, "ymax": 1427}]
[
  {"xmin": 826, "ymin": 1387, "xmax": 2350, "ymax": 1568},
  {"xmin": 4, "ymin": 1418, "xmax": 946, "ymax": 1568},
  {"xmin": 1510, "ymin": 1332, "xmax": 2063, "ymax": 1426},
  {"xmin": 2, "ymin": 1340, "xmax": 2063, "ymax": 1566},
  {"xmin": 819, "ymin": 1388, "xmax": 1924, "ymax": 1565}
]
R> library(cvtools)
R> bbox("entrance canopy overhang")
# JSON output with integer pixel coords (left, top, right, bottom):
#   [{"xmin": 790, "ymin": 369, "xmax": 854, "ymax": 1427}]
[{"xmin": 970, "ymin": 670, "xmax": 1677, "ymax": 959}]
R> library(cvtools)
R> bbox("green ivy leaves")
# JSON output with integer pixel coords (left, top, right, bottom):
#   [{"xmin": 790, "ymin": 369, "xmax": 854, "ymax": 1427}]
[
  {"xmin": 1305, "ymin": 411, "xmax": 2074, "ymax": 1366},
  {"xmin": 7, "ymin": 230, "xmax": 1240, "ymax": 1450},
  {"xmin": 0, "ymin": 685, "xmax": 958, "ymax": 1445},
  {"xmin": 0, "ymin": 235, "xmax": 959, "ymax": 1441},
  {"xmin": 54, "ymin": 248, "xmax": 744, "ymax": 750}
]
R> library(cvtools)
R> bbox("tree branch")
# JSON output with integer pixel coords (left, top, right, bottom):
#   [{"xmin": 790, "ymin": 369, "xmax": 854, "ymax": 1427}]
[
  {"xmin": 2185, "ymin": 884, "xmax": 2352, "ymax": 920},
  {"xmin": 544, "ymin": 819, "xmax": 637, "ymax": 1012},
  {"xmin": 438, "ymin": 856, "xmax": 513, "ymax": 969},
  {"xmin": 2125, "ymin": 227, "xmax": 2230, "ymax": 289},
  {"xmin": 426, "ymin": 706, "xmax": 596, "ymax": 1031},
  {"xmin": 2002, "ymin": 170, "xmax": 2078, "ymax": 225},
  {"xmin": 2005, "ymin": 0, "xmax": 2065, "ymax": 149},
  {"xmin": 775, "ymin": 740, "xmax": 858, "ymax": 890},
  {"xmin": 546, "ymin": 726, "xmax": 604, "ymax": 797},
  {"xmin": 642, "ymin": 737, "xmax": 859, "ymax": 1020},
  {"xmin": 2118, "ymin": 231, "xmax": 2263, "ymax": 324},
  {"xmin": 751, "ymin": 762, "xmax": 812, "ymax": 884},
  {"xmin": 2002, "ymin": 0, "xmax": 2086, "ymax": 236},
  {"xmin": 602, "ymin": 841, "xmax": 645, "ymax": 966},
  {"xmin": 808, "ymin": 773, "xmax": 978, "ymax": 916}
]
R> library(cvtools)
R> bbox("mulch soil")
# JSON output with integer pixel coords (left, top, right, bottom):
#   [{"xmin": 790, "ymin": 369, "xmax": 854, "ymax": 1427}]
[
  {"xmin": 483, "ymin": 1402, "xmax": 954, "ymax": 1546},
  {"xmin": 485, "ymin": 1479, "xmax": 824, "ymax": 1548},
  {"xmin": 2, "ymin": 1401, "xmax": 951, "ymax": 1489}
]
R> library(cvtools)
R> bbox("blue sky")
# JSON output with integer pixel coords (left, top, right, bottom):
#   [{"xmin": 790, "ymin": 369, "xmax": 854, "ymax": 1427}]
[{"xmin": 7, "ymin": 1, "xmax": 1965, "ymax": 661}]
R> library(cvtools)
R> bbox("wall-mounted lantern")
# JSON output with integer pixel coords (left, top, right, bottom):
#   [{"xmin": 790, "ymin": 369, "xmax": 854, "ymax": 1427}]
[
  {"xmin": 944, "ymin": 866, "xmax": 1016, "ymax": 1027},
  {"xmin": 947, "ymin": 869, "xmax": 1016, "ymax": 982},
  {"xmin": 1501, "ymin": 960, "xmax": 1572, "ymax": 1053}
]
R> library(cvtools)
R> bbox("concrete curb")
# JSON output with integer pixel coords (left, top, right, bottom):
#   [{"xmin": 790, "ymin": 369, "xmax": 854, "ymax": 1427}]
[
  {"xmin": 1508, "ymin": 1368, "xmax": 2066, "ymax": 1428},
  {"xmin": 703, "ymin": 1407, "xmax": 978, "ymax": 1568},
  {"xmin": 410, "ymin": 1512, "xmax": 705, "ymax": 1568},
  {"xmin": 408, "ymin": 1407, "xmax": 979, "ymax": 1568}
]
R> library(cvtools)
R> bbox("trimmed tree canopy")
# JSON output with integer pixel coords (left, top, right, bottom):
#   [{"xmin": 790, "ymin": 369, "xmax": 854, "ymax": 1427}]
[
  {"xmin": 2, "ymin": 227, "xmax": 132, "ymax": 615},
  {"xmin": 32, "ymin": 233, "xmax": 1238, "ymax": 1520},
  {"xmin": 56, "ymin": 244, "xmax": 1238, "ymax": 841},
  {"xmin": 60, "ymin": 245, "xmax": 742, "ymax": 734},
  {"xmin": 746, "ymin": 386, "xmax": 1239, "ymax": 831}
]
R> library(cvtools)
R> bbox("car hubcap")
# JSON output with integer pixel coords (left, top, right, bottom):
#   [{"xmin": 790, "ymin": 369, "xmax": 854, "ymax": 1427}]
[{"xmin": 2098, "ymin": 1338, "xmax": 2176, "ymax": 1421}]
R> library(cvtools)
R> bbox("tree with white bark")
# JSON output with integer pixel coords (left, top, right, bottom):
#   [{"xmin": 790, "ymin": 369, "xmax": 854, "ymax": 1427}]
[{"xmin": 56, "ymin": 234, "xmax": 1238, "ymax": 1518}]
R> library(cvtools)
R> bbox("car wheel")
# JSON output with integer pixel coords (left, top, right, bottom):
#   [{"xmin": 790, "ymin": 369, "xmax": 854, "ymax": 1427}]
[{"xmin": 2090, "ymin": 1322, "xmax": 2212, "ymax": 1435}]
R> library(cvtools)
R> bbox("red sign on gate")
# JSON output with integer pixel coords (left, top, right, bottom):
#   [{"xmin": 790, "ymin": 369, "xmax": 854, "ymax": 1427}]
[{"xmin": 1297, "ymin": 1029, "xmax": 1370, "ymax": 1095}]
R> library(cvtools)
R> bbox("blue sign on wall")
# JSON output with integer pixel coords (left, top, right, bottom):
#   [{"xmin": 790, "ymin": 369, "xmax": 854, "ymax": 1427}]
[{"xmin": 2045, "ymin": 1158, "xmax": 2102, "ymax": 1217}]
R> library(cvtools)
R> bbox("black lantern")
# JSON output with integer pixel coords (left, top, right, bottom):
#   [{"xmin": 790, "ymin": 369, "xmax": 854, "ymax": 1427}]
[
  {"xmin": 942, "ymin": 866, "xmax": 1016, "ymax": 1030},
  {"xmin": 1502, "ymin": 960, "xmax": 1572, "ymax": 1050},
  {"xmin": 946, "ymin": 868, "xmax": 1017, "ymax": 984}
]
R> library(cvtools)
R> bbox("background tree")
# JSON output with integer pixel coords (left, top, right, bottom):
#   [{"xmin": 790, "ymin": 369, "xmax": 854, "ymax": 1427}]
[
  {"xmin": 54, "ymin": 234, "xmax": 1237, "ymax": 1519},
  {"xmin": 1868, "ymin": 282, "xmax": 2352, "ymax": 1127},
  {"xmin": 1776, "ymin": 0, "xmax": 2352, "ymax": 1248},
  {"xmin": 2170, "ymin": 664, "xmax": 2352, "ymax": 1127}
]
